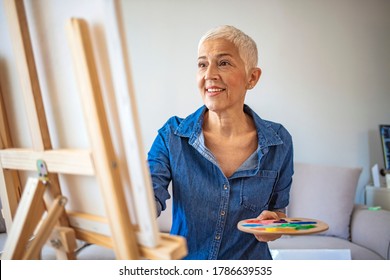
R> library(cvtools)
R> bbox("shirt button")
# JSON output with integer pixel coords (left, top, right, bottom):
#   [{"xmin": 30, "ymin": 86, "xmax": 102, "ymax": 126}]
[
  {"xmin": 215, "ymin": 235, "xmax": 221, "ymax": 240},
  {"xmin": 221, "ymin": 211, "xmax": 225, "ymax": 216},
  {"xmin": 223, "ymin": 184, "xmax": 228, "ymax": 190}
]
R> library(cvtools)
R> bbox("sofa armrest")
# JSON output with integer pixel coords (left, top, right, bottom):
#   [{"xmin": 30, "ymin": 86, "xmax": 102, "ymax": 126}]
[{"xmin": 351, "ymin": 205, "xmax": 390, "ymax": 259}]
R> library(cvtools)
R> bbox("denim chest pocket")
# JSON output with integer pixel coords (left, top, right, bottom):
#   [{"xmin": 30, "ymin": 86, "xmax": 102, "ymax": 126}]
[{"xmin": 240, "ymin": 170, "xmax": 278, "ymax": 213}]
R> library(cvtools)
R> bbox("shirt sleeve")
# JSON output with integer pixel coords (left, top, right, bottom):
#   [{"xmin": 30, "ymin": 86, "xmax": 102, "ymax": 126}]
[
  {"xmin": 147, "ymin": 124, "xmax": 173, "ymax": 217},
  {"xmin": 269, "ymin": 126, "xmax": 294, "ymax": 211}
]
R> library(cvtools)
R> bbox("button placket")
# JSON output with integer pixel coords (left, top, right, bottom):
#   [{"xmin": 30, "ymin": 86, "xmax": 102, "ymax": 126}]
[{"xmin": 209, "ymin": 182, "xmax": 230, "ymax": 259}]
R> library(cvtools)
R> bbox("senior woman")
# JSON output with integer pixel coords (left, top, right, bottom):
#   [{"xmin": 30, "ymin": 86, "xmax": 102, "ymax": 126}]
[{"xmin": 148, "ymin": 25, "xmax": 293, "ymax": 260}]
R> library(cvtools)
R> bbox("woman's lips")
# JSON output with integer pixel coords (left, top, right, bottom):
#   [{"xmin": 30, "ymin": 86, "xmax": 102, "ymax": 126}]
[{"xmin": 205, "ymin": 87, "xmax": 225, "ymax": 96}]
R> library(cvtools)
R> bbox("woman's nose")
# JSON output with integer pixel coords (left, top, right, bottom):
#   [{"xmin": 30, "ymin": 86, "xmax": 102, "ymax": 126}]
[{"xmin": 204, "ymin": 64, "xmax": 218, "ymax": 80}]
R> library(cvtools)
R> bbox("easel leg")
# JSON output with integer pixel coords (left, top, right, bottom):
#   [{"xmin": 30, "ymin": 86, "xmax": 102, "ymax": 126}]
[
  {"xmin": 1, "ymin": 178, "xmax": 46, "ymax": 259},
  {"xmin": 23, "ymin": 196, "xmax": 67, "ymax": 260},
  {"xmin": 49, "ymin": 227, "xmax": 77, "ymax": 260},
  {"xmin": 0, "ymin": 78, "xmax": 23, "ymax": 233},
  {"xmin": 0, "ymin": 169, "xmax": 22, "ymax": 233},
  {"xmin": 66, "ymin": 18, "xmax": 140, "ymax": 259}
]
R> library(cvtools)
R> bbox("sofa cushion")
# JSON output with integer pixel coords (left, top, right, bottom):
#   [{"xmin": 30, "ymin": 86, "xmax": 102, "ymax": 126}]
[
  {"xmin": 351, "ymin": 206, "xmax": 390, "ymax": 260},
  {"xmin": 287, "ymin": 163, "xmax": 362, "ymax": 240}
]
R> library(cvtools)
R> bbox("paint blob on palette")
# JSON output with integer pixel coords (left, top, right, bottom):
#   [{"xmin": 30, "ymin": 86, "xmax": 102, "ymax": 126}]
[{"xmin": 237, "ymin": 217, "xmax": 329, "ymax": 235}]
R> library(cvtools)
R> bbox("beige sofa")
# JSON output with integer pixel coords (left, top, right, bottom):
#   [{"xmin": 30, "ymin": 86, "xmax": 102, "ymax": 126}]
[{"xmin": 269, "ymin": 163, "xmax": 390, "ymax": 260}]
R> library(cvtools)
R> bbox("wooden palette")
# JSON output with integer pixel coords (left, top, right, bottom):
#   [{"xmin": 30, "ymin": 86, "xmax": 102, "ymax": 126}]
[{"xmin": 237, "ymin": 217, "xmax": 329, "ymax": 235}]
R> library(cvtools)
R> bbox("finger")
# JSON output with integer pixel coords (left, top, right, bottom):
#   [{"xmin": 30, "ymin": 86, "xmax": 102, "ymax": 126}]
[
  {"xmin": 255, "ymin": 233, "xmax": 282, "ymax": 242},
  {"xmin": 257, "ymin": 210, "xmax": 278, "ymax": 220}
]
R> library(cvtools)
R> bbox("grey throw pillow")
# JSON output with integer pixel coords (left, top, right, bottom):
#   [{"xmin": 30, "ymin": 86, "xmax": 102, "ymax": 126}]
[{"xmin": 287, "ymin": 163, "xmax": 362, "ymax": 240}]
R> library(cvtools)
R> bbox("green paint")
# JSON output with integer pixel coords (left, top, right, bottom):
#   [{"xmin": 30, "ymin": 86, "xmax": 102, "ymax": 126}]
[
  {"xmin": 368, "ymin": 206, "xmax": 382, "ymax": 211},
  {"xmin": 279, "ymin": 224, "xmax": 316, "ymax": 230}
]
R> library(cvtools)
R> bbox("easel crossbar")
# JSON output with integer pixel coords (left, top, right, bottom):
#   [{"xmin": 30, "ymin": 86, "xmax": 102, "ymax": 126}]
[{"xmin": 0, "ymin": 148, "xmax": 94, "ymax": 176}]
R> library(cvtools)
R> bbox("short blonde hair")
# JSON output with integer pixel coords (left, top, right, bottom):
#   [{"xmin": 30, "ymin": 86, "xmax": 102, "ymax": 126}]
[{"xmin": 198, "ymin": 25, "xmax": 258, "ymax": 72}]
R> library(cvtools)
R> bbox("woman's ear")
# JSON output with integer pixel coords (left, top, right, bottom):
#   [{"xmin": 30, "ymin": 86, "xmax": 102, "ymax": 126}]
[{"xmin": 247, "ymin": 67, "xmax": 262, "ymax": 89}]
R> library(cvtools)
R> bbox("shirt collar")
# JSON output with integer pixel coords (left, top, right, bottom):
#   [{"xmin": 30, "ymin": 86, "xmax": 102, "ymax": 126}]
[{"xmin": 174, "ymin": 105, "xmax": 283, "ymax": 149}]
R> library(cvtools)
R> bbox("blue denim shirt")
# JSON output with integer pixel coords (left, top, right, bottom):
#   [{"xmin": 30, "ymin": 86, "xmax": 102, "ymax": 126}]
[{"xmin": 148, "ymin": 105, "xmax": 293, "ymax": 260}]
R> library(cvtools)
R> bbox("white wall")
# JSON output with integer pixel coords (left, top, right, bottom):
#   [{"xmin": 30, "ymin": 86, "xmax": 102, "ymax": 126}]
[
  {"xmin": 0, "ymin": 0, "xmax": 389, "ymax": 217},
  {"xmin": 0, "ymin": 0, "xmax": 115, "ymax": 217},
  {"xmin": 122, "ymin": 0, "xmax": 390, "ymax": 203}
]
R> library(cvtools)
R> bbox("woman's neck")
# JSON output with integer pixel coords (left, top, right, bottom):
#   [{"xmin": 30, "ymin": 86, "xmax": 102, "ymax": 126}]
[{"xmin": 203, "ymin": 109, "xmax": 254, "ymax": 138}]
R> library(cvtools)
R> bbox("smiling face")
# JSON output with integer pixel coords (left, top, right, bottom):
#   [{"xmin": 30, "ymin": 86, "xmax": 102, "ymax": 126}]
[{"xmin": 197, "ymin": 38, "xmax": 258, "ymax": 114}]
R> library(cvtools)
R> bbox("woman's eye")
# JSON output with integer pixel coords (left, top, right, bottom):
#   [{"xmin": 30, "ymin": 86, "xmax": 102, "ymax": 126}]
[
  {"xmin": 219, "ymin": 60, "xmax": 231, "ymax": 66},
  {"xmin": 198, "ymin": 62, "xmax": 206, "ymax": 68}
]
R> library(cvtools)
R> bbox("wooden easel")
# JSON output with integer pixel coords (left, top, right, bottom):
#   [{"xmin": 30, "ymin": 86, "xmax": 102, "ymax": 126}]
[
  {"xmin": 1, "ymin": 169, "xmax": 74, "ymax": 260},
  {"xmin": 0, "ymin": 0, "xmax": 186, "ymax": 260}
]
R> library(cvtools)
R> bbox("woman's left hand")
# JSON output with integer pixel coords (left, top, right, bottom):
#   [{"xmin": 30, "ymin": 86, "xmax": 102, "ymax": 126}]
[{"xmin": 253, "ymin": 210, "xmax": 285, "ymax": 242}]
